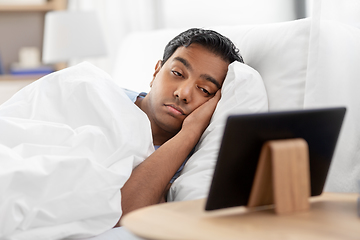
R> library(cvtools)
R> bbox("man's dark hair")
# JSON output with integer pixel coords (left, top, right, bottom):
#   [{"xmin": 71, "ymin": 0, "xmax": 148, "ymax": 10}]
[{"xmin": 162, "ymin": 28, "xmax": 244, "ymax": 66}]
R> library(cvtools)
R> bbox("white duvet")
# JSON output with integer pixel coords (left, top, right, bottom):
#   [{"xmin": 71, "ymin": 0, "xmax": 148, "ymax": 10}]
[{"xmin": 0, "ymin": 62, "xmax": 154, "ymax": 239}]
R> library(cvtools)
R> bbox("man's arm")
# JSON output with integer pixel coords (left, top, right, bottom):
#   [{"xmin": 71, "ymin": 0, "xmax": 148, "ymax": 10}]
[{"xmin": 117, "ymin": 91, "xmax": 221, "ymax": 226}]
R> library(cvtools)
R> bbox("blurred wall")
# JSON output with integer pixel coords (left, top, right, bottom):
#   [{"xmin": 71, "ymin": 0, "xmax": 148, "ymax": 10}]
[{"xmin": 160, "ymin": 0, "xmax": 297, "ymax": 29}]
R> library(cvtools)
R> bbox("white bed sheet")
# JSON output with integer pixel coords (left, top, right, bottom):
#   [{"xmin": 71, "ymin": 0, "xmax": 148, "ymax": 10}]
[{"xmin": 0, "ymin": 62, "xmax": 154, "ymax": 239}]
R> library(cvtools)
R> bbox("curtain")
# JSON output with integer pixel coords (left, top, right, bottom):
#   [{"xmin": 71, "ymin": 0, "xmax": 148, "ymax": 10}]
[
  {"xmin": 67, "ymin": 0, "xmax": 160, "ymax": 74},
  {"xmin": 305, "ymin": 0, "xmax": 360, "ymax": 192}
]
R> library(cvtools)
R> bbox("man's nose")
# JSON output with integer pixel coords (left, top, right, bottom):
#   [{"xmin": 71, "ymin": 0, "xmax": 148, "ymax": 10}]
[{"xmin": 174, "ymin": 80, "xmax": 193, "ymax": 103}]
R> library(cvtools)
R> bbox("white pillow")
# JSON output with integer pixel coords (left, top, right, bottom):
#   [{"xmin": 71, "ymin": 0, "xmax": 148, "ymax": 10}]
[
  {"xmin": 112, "ymin": 29, "xmax": 181, "ymax": 93},
  {"xmin": 167, "ymin": 62, "xmax": 268, "ymax": 201}
]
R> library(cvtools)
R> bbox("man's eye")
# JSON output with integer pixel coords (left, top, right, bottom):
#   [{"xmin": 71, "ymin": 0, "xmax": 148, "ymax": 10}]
[
  {"xmin": 199, "ymin": 87, "xmax": 212, "ymax": 96},
  {"xmin": 172, "ymin": 70, "xmax": 182, "ymax": 77}
]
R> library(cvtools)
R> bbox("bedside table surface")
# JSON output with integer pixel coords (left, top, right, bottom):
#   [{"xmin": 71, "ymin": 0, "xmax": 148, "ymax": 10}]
[{"xmin": 121, "ymin": 192, "xmax": 360, "ymax": 240}]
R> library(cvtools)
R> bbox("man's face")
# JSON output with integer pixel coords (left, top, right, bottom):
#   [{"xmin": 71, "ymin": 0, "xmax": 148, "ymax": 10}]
[{"xmin": 145, "ymin": 43, "xmax": 229, "ymax": 136}]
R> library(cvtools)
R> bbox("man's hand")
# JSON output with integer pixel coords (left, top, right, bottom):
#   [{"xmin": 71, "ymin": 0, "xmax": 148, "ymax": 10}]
[{"xmin": 182, "ymin": 90, "xmax": 221, "ymax": 137}]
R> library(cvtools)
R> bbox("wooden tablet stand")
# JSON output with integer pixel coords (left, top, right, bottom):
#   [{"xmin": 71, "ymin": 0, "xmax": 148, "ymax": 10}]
[{"xmin": 248, "ymin": 138, "xmax": 311, "ymax": 214}]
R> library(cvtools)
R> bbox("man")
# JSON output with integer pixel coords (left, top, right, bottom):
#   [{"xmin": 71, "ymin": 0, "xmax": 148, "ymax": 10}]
[{"xmin": 119, "ymin": 28, "xmax": 243, "ymax": 223}]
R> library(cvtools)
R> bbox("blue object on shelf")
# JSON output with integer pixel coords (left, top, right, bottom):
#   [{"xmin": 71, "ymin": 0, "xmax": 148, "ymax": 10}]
[
  {"xmin": 0, "ymin": 53, "xmax": 4, "ymax": 75},
  {"xmin": 10, "ymin": 64, "xmax": 54, "ymax": 75}
]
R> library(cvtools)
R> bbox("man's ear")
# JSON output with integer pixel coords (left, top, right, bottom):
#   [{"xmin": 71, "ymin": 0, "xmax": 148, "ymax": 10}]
[{"xmin": 150, "ymin": 60, "xmax": 163, "ymax": 87}]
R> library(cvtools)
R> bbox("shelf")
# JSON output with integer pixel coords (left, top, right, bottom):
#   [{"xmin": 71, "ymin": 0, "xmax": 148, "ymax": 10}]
[
  {"xmin": 0, "ymin": 0, "xmax": 66, "ymax": 76},
  {"xmin": 0, "ymin": 3, "xmax": 53, "ymax": 12},
  {"xmin": 0, "ymin": 0, "xmax": 66, "ymax": 12},
  {"xmin": 0, "ymin": 74, "xmax": 46, "ymax": 81}
]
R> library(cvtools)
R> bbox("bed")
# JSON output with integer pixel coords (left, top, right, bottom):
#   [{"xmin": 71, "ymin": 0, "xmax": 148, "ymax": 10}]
[{"xmin": 1, "ymin": 13, "xmax": 360, "ymax": 240}]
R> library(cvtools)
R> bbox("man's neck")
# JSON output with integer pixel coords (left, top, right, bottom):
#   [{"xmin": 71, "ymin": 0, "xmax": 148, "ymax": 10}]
[{"xmin": 151, "ymin": 130, "xmax": 175, "ymax": 146}]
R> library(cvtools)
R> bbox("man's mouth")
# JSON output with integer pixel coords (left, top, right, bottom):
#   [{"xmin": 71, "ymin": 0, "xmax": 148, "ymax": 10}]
[{"xmin": 165, "ymin": 104, "xmax": 186, "ymax": 115}]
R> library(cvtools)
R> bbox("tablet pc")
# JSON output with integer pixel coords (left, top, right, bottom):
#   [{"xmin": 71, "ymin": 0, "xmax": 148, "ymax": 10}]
[{"xmin": 205, "ymin": 107, "xmax": 346, "ymax": 211}]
